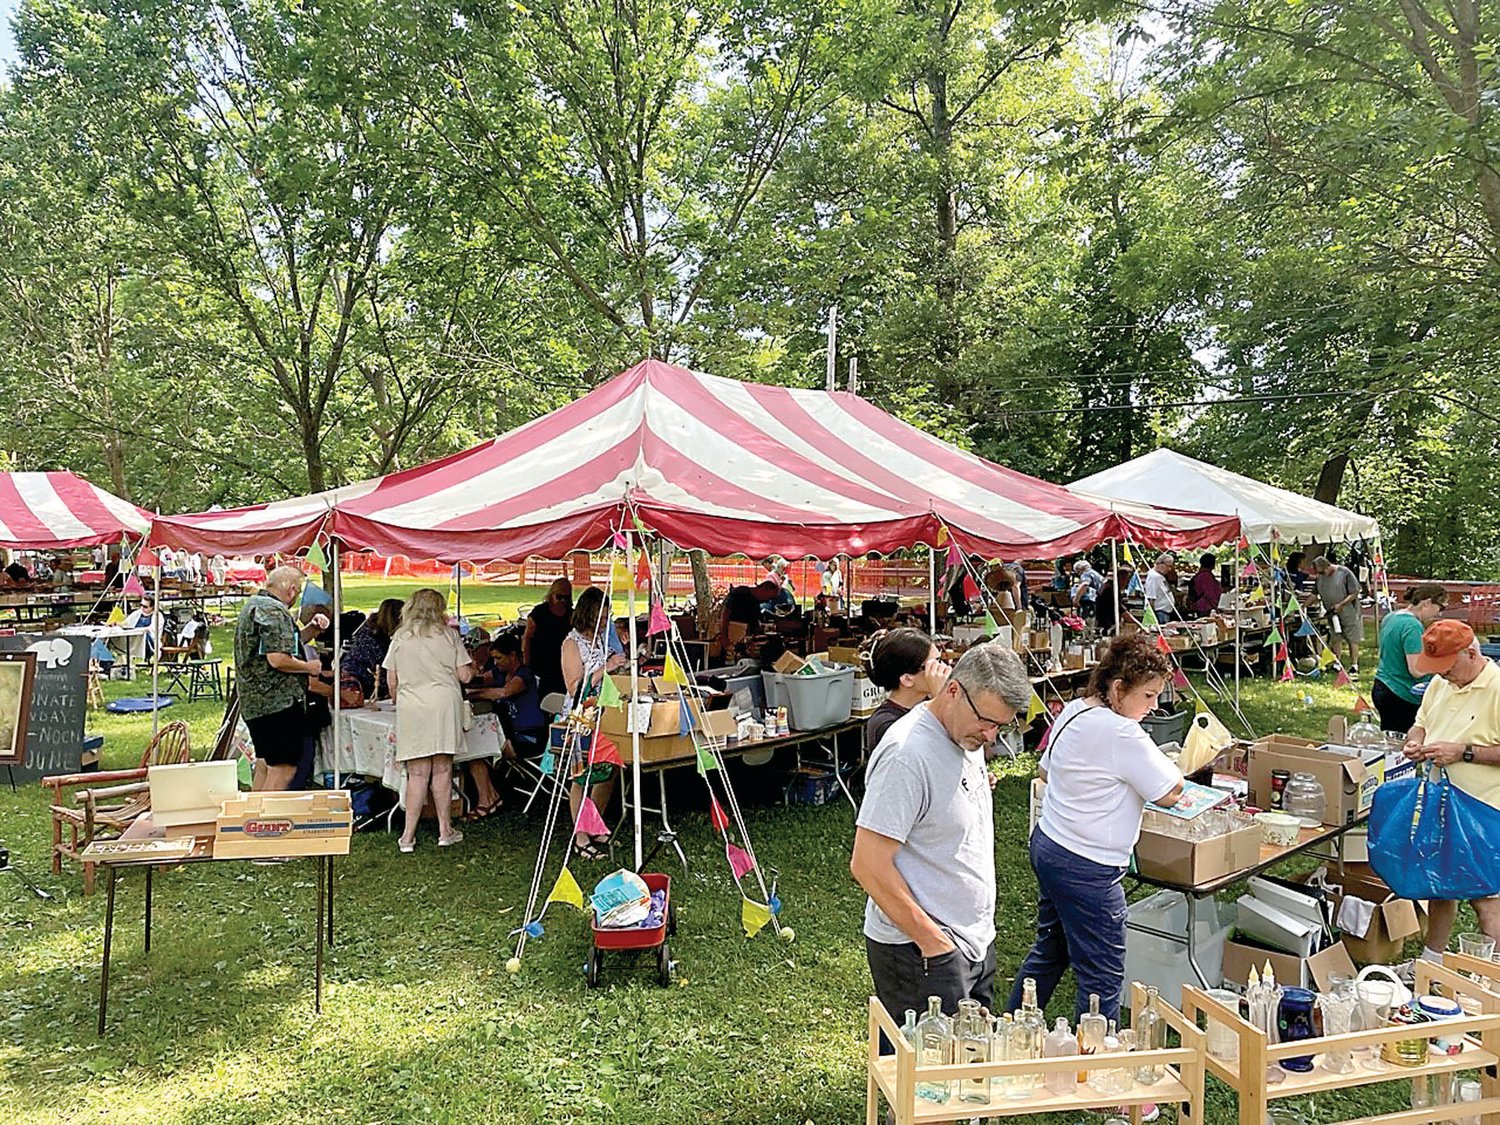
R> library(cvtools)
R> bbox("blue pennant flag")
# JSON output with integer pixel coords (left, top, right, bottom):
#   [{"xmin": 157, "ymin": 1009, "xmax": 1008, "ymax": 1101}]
[
  {"xmin": 1295, "ymin": 620, "xmax": 1317, "ymax": 638},
  {"xmin": 1126, "ymin": 572, "xmax": 1142, "ymax": 595},
  {"xmin": 678, "ymin": 694, "xmax": 695, "ymax": 735}
]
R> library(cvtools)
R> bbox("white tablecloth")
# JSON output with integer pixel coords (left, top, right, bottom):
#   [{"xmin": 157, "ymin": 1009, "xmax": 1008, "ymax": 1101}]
[{"xmin": 314, "ymin": 705, "xmax": 505, "ymax": 792}]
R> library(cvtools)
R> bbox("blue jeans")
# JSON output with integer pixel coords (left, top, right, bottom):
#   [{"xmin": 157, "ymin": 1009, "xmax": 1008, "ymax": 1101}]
[{"xmin": 1007, "ymin": 827, "xmax": 1128, "ymax": 1025}]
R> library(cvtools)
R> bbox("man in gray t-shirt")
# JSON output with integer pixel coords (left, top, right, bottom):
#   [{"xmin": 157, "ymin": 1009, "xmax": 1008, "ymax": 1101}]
[
  {"xmin": 1314, "ymin": 555, "xmax": 1365, "ymax": 673},
  {"xmin": 851, "ymin": 643, "xmax": 1031, "ymax": 1019}
]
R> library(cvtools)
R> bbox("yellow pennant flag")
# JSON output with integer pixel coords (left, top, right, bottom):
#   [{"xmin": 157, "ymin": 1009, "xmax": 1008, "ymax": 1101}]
[
  {"xmin": 1121, "ymin": 542, "xmax": 1135, "ymax": 565},
  {"xmin": 936, "ymin": 525, "xmax": 949, "ymax": 547},
  {"xmin": 1247, "ymin": 586, "xmax": 1265, "ymax": 603},
  {"xmin": 106, "ymin": 605, "xmax": 125, "ymax": 625},
  {"xmin": 547, "ymin": 866, "xmax": 585, "ymax": 910},
  {"xmin": 610, "ymin": 560, "xmax": 631, "ymax": 592},
  {"xmin": 741, "ymin": 896, "xmax": 774, "ymax": 938},
  {"xmin": 1025, "ymin": 691, "xmax": 1045, "ymax": 724},
  {"xmin": 662, "ymin": 651, "xmax": 689, "ymax": 685},
  {"xmin": 1318, "ymin": 646, "xmax": 1337, "ymax": 669}
]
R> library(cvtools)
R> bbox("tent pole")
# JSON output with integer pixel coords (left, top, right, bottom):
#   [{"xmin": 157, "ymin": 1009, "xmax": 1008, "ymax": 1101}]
[
  {"xmin": 150, "ymin": 557, "xmax": 162, "ymax": 738},
  {"xmin": 1234, "ymin": 536, "xmax": 1241, "ymax": 709},
  {"xmin": 625, "ymin": 529, "xmax": 643, "ymax": 872},
  {"xmin": 1110, "ymin": 538, "xmax": 1120, "ymax": 638},
  {"xmin": 928, "ymin": 546, "xmax": 937, "ymax": 635},
  {"xmin": 1370, "ymin": 535, "xmax": 1383, "ymax": 665},
  {"xmin": 332, "ymin": 541, "xmax": 342, "ymax": 791},
  {"xmin": 455, "ymin": 564, "xmax": 462, "ymax": 619}
]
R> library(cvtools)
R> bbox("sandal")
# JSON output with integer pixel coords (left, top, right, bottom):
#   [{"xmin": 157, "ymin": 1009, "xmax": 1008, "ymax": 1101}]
[{"xmin": 574, "ymin": 840, "xmax": 607, "ymax": 861}]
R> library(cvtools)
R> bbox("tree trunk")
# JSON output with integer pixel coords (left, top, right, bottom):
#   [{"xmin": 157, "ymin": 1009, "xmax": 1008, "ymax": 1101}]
[
  {"xmin": 1312, "ymin": 452, "xmax": 1350, "ymax": 507},
  {"xmin": 689, "ymin": 549, "xmax": 714, "ymax": 639}
]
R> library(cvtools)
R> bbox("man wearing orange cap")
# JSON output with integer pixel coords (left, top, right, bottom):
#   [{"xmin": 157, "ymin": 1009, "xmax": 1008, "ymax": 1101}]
[{"xmin": 1403, "ymin": 620, "xmax": 1500, "ymax": 955}]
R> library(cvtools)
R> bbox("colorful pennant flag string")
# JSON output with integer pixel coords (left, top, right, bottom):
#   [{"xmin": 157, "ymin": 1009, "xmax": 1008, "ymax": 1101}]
[{"xmin": 547, "ymin": 866, "xmax": 585, "ymax": 910}]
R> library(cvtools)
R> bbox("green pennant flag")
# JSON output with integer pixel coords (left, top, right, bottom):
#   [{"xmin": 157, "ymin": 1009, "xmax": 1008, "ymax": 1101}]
[
  {"xmin": 1284, "ymin": 595, "xmax": 1300, "ymax": 618},
  {"xmin": 597, "ymin": 671, "xmax": 623, "ymax": 710},
  {"xmin": 696, "ymin": 744, "xmax": 718, "ymax": 775},
  {"xmin": 1264, "ymin": 626, "xmax": 1284, "ymax": 647},
  {"xmin": 1142, "ymin": 602, "xmax": 1159, "ymax": 628},
  {"xmin": 306, "ymin": 539, "xmax": 327, "ymax": 570},
  {"xmin": 982, "ymin": 612, "xmax": 999, "ymax": 637}
]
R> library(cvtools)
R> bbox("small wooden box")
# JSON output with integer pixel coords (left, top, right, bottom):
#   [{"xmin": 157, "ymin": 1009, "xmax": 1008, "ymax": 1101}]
[{"xmin": 214, "ymin": 791, "xmax": 352, "ymax": 858}]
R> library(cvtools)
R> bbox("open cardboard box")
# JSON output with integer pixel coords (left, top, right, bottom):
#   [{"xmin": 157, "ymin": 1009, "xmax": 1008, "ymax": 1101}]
[
  {"xmin": 1134, "ymin": 818, "xmax": 1262, "ymax": 885},
  {"xmin": 1248, "ymin": 735, "xmax": 1383, "ymax": 825},
  {"xmin": 1221, "ymin": 935, "xmax": 1356, "ymax": 991},
  {"xmin": 1323, "ymin": 861, "xmax": 1427, "ymax": 964}
]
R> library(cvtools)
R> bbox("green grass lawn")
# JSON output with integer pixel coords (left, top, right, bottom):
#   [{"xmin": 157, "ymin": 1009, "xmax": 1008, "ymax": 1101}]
[{"xmin": 0, "ymin": 625, "xmax": 1461, "ymax": 1123}]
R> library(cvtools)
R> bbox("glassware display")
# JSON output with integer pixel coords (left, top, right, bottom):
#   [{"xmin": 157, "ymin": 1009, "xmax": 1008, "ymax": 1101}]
[
  {"xmin": 1134, "ymin": 986, "xmax": 1166, "ymax": 1084},
  {"xmin": 915, "ymin": 995, "xmax": 954, "ymax": 1103},
  {"xmin": 1317, "ymin": 986, "xmax": 1358, "ymax": 1074},
  {"xmin": 1088, "ymin": 1020, "xmax": 1125, "ymax": 1095},
  {"xmin": 1348, "ymin": 710, "xmax": 1384, "ymax": 749},
  {"xmin": 990, "ymin": 1014, "xmax": 1014, "ymax": 1100},
  {"xmin": 1276, "ymin": 987, "xmax": 1318, "ymax": 1072},
  {"xmin": 1005, "ymin": 1002, "xmax": 1041, "ymax": 1098},
  {"xmin": 1282, "ymin": 772, "xmax": 1326, "ymax": 827},
  {"xmin": 1078, "ymin": 992, "xmax": 1107, "ymax": 1085},
  {"xmin": 1043, "ymin": 1017, "xmax": 1078, "ymax": 1095},
  {"xmin": 1204, "ymin": 988, "xmax": 1242, "ymax": 1062},
  {"xmin": 955, "ymin": 999, "xmax": 990, "ymax": 1105},
  {"xmin": 1247, "ymin": 964, "xmax": 1287, "ymax": 1083},
  {"xmin": 900, "ymin": 1008, "xmax": 919, "ymax": 1054}
]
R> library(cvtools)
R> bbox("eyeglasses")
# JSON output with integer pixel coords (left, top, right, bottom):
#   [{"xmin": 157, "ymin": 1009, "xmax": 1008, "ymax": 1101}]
[{"xmin": 955, "ymin": 679, "xmax": 1019, "ymax": 733}]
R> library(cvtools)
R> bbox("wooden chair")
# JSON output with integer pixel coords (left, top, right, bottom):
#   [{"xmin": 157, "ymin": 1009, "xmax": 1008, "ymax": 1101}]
[{"xmin": 42, "ymin": 720, "xmax": 193, "ymax": 894}]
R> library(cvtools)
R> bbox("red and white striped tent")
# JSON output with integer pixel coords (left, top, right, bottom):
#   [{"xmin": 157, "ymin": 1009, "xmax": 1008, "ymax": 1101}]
[
  {"xmin": 149, "ymin": 360, "xmax": 1236, "ymax": 561},
  {"xmin": 0, "ymin": 471, "xmax": 152, "ymax": 550}
]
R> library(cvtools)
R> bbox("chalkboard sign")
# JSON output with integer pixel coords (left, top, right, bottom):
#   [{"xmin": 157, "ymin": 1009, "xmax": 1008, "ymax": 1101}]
[{"xmin": 0, "ymin": 635, "xmax": 87, "ymax": 781}]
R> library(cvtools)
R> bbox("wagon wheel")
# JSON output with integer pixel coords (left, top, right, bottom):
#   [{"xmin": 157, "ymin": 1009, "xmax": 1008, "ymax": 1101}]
[
  {"xmin": 585, "ymin": 948, "xmax": 604, "ymax": 989},
  {"xmin": 657, "ymin": 942, "xmax": 674, "ymax": 988},
  {"xmin": 666, "ymin": 902, "xmax": 678, "ymax": 937}
]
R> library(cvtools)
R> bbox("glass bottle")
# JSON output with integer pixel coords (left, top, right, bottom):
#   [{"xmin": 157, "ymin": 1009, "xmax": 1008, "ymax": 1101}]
[
  {"xmin": 1134, "ymin": 986, "xmax": 1165, "ymax": 1085},
  {"xmin": 1088, "ymin": 1019, "xmax": 1123, "ymax": 1095},
  {"xmin": 1005, "ymin": 1003, "xmax": 1040, "ymax": 1099},
  {"xmin": 955, "ymin": 999, "xmax": 991, "ymax": 1105},
  {"xmin": 1348, "ymin": 709, "xmax": 1384, "ymax": 749},
  {"xmin": 1043, "ymin": 1016, "xmax": 1078, "ymax": 1095},
  {"xmin": 915, "ymin": 995, "xmax": 953, "ymax": 1104},
  {"xmin": 900, "ymin": 1008, "xmax": 919, "ymax": 1054},
  {"xmin": 1078, "ymin": 992, "xmax": 1108, "ymax": 1084},
  {"xmin": 1282, "ymin": 772, "xmax": 1326, "ymax": 828},
  {"xmin": 990, "ymin": 1014, "xmax": 1014, "ymax": 1099},
  {"xmin": 1113, "ymin": 1028, "xmax": 1138, "ymax": 1095}
]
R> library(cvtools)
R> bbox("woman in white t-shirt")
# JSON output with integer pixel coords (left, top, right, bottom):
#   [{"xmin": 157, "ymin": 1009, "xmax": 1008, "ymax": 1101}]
[{"xmin": 1005, "ymin": 634, "xmax": 1184, "ymax": 1027}]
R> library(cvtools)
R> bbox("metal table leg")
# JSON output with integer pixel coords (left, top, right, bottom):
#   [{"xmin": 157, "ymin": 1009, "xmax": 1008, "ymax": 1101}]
[
  {"xmin": 144, "ymin": 865, "xmax": 153, "ymax": 954},
  {"xmin": 654, "ymin": 772, "xmax": 687, "ymax": 875},
  {"xmin": 831, "ymin": 730, "xmax": 857, "ymax": 810},
  {"xmin": 1183, "ymin": 894, "xmax": 1210, "ymax": 989},
  {"xmin": 98, "ymin": 865, "xmax": 118, "ymax": 1036},
  {"xmin": 315, "ymin": 856, "xmax": 324, "ymax": 1013},
  {"xmin": 326, "ymin": 855, "xmax": 335, "ymax": 947}
]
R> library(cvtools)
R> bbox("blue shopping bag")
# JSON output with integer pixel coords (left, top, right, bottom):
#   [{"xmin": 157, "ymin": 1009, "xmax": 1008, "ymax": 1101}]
[{"xmin": 1369, "ymin": 764, "xmax": 1500, "ymax": 901}]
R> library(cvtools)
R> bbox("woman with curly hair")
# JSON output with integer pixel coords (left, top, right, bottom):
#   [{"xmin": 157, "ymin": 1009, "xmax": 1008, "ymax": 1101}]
[
  {"xmin": 1007, "ymin": 633, "xmax": 1185, "ymax": 1025},
  {"xmin": 383, "ymin": 588, "xmax": 474, "ymax": 853}
]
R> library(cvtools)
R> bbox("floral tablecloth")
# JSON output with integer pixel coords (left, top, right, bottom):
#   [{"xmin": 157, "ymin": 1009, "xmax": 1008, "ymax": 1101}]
[{"xmin": 314, "ymin": 705, "xmax": 505, "ymax": 792}]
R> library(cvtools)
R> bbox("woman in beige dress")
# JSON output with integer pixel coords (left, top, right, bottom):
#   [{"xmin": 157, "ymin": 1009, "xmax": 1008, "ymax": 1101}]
[{"xmin": 382, "ymin": 588, "xmax": 474, "ymax": 852}]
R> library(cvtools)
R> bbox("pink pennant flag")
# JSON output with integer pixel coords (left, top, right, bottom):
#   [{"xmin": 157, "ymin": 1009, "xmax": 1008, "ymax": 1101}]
[
  {"xmin": 1334, "ymin": 668, "xmax": 1352, "ymax": 688},
  {"xmin": 709, "ymin": 795, "xmax": 729, "ymax": 833},
  {"xmin": 648, "ymin": 602, "xmax": 672, "ymax": 637},
  {"xmin": 574, "ymin": 798, "xmax": 608, "ymax": 838},
  {"xmin": 1242, "ymin": 562, "xmax": 1259, "ymax": 577},
  {"xmin": 136, "ymin": 549, "xmax": 159, "ymax": 568},
  {"xmin": 122, "ymin": 574, "xmax": 146, "ymax": 596},
  {"xmin": 611, "ymin": 530, "xmax": 627, "ymax": 550},
  {"xmin": 946, "ymin": 542, "xmax": 962, "ymax": 569},
  {"xmin": 1280, "ymin": 662, "xmax": 1295, "ymax": 682},
  {"xmin": 1171, "ymin": 668, "xmax": 1190, "ymax": 690},
  {"xmin": 727, "ymin": 843, "xmax": 756, "ymax": 880}
]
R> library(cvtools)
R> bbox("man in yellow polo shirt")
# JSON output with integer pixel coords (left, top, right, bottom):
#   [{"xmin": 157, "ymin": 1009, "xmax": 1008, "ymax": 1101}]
[{"xmin": 1403, "ymin": 620, "xmax": 1500, "ymax": 957}]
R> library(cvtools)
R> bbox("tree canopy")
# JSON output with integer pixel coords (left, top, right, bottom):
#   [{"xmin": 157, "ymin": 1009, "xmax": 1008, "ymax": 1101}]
[{"xmin": 2, "ymin": 0, "xmax": 1496, "ymax": 576}]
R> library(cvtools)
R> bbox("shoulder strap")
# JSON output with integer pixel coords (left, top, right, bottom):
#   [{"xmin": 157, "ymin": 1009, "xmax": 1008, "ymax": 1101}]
[{"xmin": 1047, "ymin": 702, "xmax": 1097, "ymax": 748}]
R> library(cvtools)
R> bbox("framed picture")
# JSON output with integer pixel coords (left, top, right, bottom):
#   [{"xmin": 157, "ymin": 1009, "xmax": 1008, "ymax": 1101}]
[{"xmin": 0, "ymin": 650, "xmax": 37, "ymax": 766}]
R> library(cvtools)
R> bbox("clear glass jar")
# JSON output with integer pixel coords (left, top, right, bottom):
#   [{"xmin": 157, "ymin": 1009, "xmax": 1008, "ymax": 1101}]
[
  {"xmin": 1348, "ymin": 710, "xmax": 1384, "ymax": 749},
  {"xmin": 1282, "ymin": 772, "xmax": 1326, "ymax": 827}
]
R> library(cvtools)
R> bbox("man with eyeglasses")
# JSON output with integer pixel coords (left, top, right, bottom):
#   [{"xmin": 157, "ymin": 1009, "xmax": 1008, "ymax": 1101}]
[{"xmin": 851, "ymin": 642, "xmax": 1032, "ymax": 1020}]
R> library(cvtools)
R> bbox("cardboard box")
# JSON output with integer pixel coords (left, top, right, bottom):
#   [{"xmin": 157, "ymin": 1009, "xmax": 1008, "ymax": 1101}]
[
  {"xmin": 773, "ymin": 651, "xmax": 807, "ymax": 675},
  {"xmin": 215, "ymin": 791, "xmax": 352, "ymax": 858},
  {"xmin": 1248, "ymin": 736, "xmax": 1383, "ymax": 825},
  {"xmin": 1221, "ymin": 936, "xmax": 1356, "ymax": 991},
  {"xmin": 599, "ymin": 697, "xmax": 680, "ymax": 740},
  {"xmin": 612, "ymin": 708, "xmax": 739, "ymax": 765},
  {"xmin": 851, "ymin": 671, "xmax": 887, "ymax": 717},
  {"xmin": 1328, "ymin": 862, "xmax": 1426, "ymax": 964},
  {"xmin": 827, "ymin": 644, "xmax": 863, "ymax": 667},
  {"xmin": 1134, "ymin": 819, "xmax": 1262, "ymax": 884}
]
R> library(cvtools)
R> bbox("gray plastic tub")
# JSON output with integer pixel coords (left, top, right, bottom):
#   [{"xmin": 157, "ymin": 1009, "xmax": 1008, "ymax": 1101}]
[{"xmin": 762, "ymin": 663, "xmax": 855, "ymax": 730}]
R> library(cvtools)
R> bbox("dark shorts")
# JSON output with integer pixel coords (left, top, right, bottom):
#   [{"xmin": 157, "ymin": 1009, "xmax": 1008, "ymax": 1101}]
[{"xmin": 245, "ymin": 703, "xmax": 307, "ymax": 767}]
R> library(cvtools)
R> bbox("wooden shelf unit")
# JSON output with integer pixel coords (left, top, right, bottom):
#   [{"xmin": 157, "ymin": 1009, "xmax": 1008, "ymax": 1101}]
[
  {"xmin": 866, "ymin": 983, "xmax": 1207, "ymax": 1125},
  {"xmin": 1182, "ymin": 961, "xmax": 1500, "ymax": 1125}
]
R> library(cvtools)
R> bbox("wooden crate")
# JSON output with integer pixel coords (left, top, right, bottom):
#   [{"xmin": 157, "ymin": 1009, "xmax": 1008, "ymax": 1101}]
[
  {"xmin": 865, "ymin": 983, "xmax": 1205, "ymax": 1125},
  {"xmin": 214, "ymin": 790, "xmax": 352, "ymax": 859},
  {"xmin": 1183, "ymin": 960, "xmax": 1500, "ymax": 1125}
]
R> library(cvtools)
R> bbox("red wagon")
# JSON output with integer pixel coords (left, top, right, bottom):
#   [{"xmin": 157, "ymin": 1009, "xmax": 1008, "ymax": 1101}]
[{"xmin": 585, "ymin": 871, "xmax": 676, "ymax": 988}]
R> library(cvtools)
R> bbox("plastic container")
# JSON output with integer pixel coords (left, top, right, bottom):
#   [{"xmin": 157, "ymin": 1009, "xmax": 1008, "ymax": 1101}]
[
  {"xmin": 1124, "ymin": 890, "xmax": 1233, "ymax": 1008},
  {"xmin": 763, "ymin": 663, "xmax": 855, "ymax": 730},
  {"xmin": 1140, "ymin": 707, "xmax": 1192, "ymax": 747},
  {"xmin": 1254, "ymin": 811, "xmax": 1301, "ymax": 846}
]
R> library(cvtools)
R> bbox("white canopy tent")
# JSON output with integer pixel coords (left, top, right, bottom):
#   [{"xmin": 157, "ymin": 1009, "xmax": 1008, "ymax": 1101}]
[{"xmin": 1068, "ymin": 449, "xmax": 1381, "ymax": 544}]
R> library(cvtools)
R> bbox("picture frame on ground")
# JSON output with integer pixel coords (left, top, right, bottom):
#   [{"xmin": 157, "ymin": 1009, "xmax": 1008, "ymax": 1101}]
[{"xmin": 0, "ymin": 650, "xmax": 38, "ymax": 766}]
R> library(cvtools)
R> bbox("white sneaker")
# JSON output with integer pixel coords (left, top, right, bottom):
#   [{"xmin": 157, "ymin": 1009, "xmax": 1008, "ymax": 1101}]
[{"xmin": 438, "ymin": 830, "xmax": 464, "ymax": 847}]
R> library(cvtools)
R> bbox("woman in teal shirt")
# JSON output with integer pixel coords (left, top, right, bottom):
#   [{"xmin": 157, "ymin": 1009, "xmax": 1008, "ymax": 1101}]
[{"xmin": 1373, "ymin": 584, "xmax": 1448, "ymax": 732}]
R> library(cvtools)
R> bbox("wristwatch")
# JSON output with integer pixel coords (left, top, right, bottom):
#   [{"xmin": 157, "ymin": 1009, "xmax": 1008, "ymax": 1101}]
[{"xmin": 1463, "ymin": 744, "xmax": 1475, "ymax": 763}]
